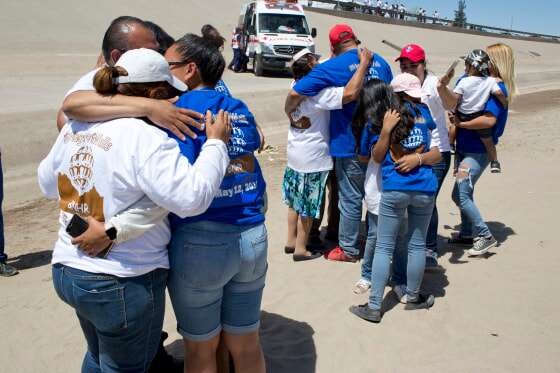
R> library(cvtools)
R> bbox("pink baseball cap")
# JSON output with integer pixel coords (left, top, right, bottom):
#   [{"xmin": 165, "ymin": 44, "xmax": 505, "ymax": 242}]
[
  {"xmin": 395, "ymin": 43, "xmax": 426, "ymax": 63},
  {"xmin": 391, "ymin": 73, "xmax": 425, "ymax": 98}
]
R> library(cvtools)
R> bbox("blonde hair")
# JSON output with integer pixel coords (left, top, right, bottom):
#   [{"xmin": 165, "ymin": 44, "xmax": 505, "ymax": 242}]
[{"xmin": 486, "ymin": 43, "xmax": 517, "ymax": 103}]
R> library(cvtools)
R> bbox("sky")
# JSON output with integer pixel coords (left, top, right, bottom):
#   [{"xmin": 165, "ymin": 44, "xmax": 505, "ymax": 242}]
[{"xmin": 401, "ymin": 0, "xmax": 558, "ymax": 36}]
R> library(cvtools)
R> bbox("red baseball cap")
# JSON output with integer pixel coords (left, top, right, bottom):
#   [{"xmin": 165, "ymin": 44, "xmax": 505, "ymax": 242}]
[
  {"xmin": 395, "ymin": 44, "xmax": 426, "ymax": 63},
  {"xmin": 329, "ymin": 24, "xmax": 357, "ymax": 47}
]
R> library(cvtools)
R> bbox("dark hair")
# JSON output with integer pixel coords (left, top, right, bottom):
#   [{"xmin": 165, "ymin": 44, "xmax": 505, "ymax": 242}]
[
  {"xmin": 291, "ymin": 55, "xmax": 314, "ymax": 80},
  {"xmin": 174, "ymin": 33, "xmax": 225, "ymax": 87},
  {"xmin": 351, "ymin": 80, "xmax": 417, "ymax": 146},
  {"xmin": 392, "ymin": 92, "xmax": 420, "ymax": 145},
  {"xmin": 93, "ymin": 66, "xmax": 179, "ymax": 99},
  {"xmin": 352, "ymin": 79, "xmax": 398, "ymax": 144},
  {"xmin": 145, "ymin": 21, "xmax": 175, "ymax": 54},
  {"xmin": 101, "ymin": 16, "xmax": 146, "ymax": 64},
  {"xmin": 201, "ymin": 24, "xmax": 226, "ymax": 49}
]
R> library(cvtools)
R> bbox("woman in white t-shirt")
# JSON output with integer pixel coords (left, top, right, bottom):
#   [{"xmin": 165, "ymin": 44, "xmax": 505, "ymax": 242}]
[
  {"xmin": 396, "ymin": 43, "xmax": 450, "ymax": 269},
  {"xmin": 283, "ymin": 47, "xmax": 371, "ymax": 261},
  {"xmin": 38, "ymin": 49, "xmax": 230, "ymax": 372}
]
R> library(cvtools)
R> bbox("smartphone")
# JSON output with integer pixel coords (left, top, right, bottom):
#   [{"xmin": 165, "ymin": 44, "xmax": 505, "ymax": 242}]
[
  {"xmin": 446, "ymin": 59, "xmax": 461, "ymax": 76},
  {"xmin": 66, "ymin": 214, "xmax": 89, "ymax": 238}
]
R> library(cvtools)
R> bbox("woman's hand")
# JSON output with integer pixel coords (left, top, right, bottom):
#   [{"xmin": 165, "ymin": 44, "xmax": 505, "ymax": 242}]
[
  {"xmin": 71, "ymin": 217, "xmax": 113, "ymax": 257},
  {"xmin": 395, "ymin": 153, "xmax": 421, "ymax": 173},
  {"xmin": 382, "ymin": 109, "xmax": 400, "ymax": 133},
  {"xmin": 146, "ymin": 98, "xmax": 205, "ymax": 141},
  {"xmin": 205, "ymin": 110, "xmax": 232, "ymax": 144}
]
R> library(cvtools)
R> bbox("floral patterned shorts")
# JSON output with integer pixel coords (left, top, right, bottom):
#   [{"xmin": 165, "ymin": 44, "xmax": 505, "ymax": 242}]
[{"xmin": 282, "ymin": 167, "xmax": 329, "ymax": 219}]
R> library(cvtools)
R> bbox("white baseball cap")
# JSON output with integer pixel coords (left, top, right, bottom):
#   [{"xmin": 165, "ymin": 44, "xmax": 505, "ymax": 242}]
[
  {"xmin": 291, "ymin": 48, "xmax": 321, "ymax": 64},
  {"xmin": 114, "ymin": 48, "xmax": 188, "ymax": 92}
]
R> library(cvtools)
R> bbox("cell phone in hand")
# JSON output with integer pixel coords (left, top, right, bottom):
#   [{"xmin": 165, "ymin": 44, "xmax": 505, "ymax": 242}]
[
  {"xmin": 66, "ymin": 214, "xmax": 89, "ymax": 238},
  {"xmin": 446, "ymin": 59, "xmax": 460, "ymax": 77}
]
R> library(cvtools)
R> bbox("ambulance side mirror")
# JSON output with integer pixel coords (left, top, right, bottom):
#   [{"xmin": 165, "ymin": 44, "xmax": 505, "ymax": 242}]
[
  {"xmin": 311, "ymin": 27, "xmax": 317, "ymax": 38},
  {"xmin": 248, "ymin": 25, "xmax": 256, "ymax": 34}
]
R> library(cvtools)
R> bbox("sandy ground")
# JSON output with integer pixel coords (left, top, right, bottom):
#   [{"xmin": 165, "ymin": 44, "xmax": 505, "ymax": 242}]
[{"xmin": 1, "ymin": 1, "xmax": 560, "ymax": 372}]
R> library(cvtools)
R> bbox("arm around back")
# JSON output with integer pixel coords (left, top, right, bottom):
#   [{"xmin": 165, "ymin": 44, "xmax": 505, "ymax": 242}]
[{"xmin": 138, "ymin": 138, "xmax": 230, "ymax": 218}]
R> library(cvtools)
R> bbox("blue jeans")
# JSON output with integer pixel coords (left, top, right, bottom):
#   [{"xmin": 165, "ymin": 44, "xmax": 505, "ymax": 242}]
[
  {"xmin": 52, "ymin": 264, "xmax": 167, "ymax": 373},
  {"xmin": 0, "ymin": 153, "xmax": 5, "ymax": 263},
  {"xmin": 361, "ymin": 212, "xmax": 407, "ymax": 283},
  {"xmin": 335, "ymin": 156, "xmax": 366, "ymax": 257},
  {"xmin": 451, "ymin": 152, "xmax": 491, "ymax": 238},
  {"xmin": 168, "ymin": 221, "xmax": 268, "ymax": 341},
  {"xmin": 426, "ymin": 152, "xmax": 451, "ymax": 255},
  {"xmin": 369, "ymin": 191, "xmax": 434, "ymax": 310}
]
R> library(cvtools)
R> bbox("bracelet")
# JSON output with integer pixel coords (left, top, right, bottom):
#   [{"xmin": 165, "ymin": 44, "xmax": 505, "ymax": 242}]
[{"xmin": 416, "ymin": 153, "xmax": 423, "ymax": 166}]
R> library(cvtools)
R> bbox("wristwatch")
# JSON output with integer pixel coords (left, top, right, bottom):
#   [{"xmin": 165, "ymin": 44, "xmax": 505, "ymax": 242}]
[{"xmin": 105, "ymin": 223, "xmax": 117, "ymax": 241}]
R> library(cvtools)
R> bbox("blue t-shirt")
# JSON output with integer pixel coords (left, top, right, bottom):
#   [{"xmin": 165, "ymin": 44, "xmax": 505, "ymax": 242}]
[
  {"xmin": 214, "ymin": 79, "xmax": 232, "ymax": 97},
  {"xmin": 456, "ymin": 82, "xmax": 509, "ymax": 154},
  {"xmin": 358, "ymin": 121, "xmax": 380, "ymax": 157},
  {"xmin": 380, "ymin": 103, "xmax": 437, "ymax": 194},
  {"xmin": 169, "ymin": 88, "xmax": 266, "ymax": 227},
  {"xmin": 293, "ymin": 49, "xmax": 393, "ymax": 158}
]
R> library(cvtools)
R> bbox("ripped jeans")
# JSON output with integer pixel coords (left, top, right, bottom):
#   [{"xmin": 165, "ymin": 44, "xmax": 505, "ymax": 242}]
[{"xmin": 451, "ymin": 152, "xmax": 491, "ymax": 238}]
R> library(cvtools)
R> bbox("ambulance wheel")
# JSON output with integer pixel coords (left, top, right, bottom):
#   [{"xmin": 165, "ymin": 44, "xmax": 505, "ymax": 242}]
[{"xmin": 254, "ymin": 54, "xmax": 264, "ymax": 76}]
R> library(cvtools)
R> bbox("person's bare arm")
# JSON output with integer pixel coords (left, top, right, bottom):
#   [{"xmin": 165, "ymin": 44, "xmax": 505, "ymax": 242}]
[
  {"xmin": 456, "ymin": 113, "xmax": 497, "ymax": 130},
  {"xmin": 492, "ymin": 89, "xmax": 508, "ymax": 108},
  {"xmin": 394, "ymin": 146, "xmax": 441, "ymax": 173},
  {"xmin": 436, "ymin": 72, "xmax": 459, "ymax": 111},
  {"xmin": 62, "ymin": 91, "xmax": 204, "ymax": 140},
  {"xmin": 372, "ymin": 109, "xmax": 400, "ymax": 163},
  {"xmin": 56, "ymin": 108, "xmax": 67, "ymax": 132},
  {"xmin": 285, "ymin": 90, "xmax": 306, "ymax": 118},
  {"xmin": 342, "ymin": 47, "xmax": 372, "ymax": 104}
]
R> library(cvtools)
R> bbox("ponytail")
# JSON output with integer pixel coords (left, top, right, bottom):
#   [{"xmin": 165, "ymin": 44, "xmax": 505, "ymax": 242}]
[
  {"xmin": 201, "ymin": 24, "xmax": 226, "ymax": 49},
  {"xmin": 93, "ymin": 66, "xmax": 128, "ymax": 95}
]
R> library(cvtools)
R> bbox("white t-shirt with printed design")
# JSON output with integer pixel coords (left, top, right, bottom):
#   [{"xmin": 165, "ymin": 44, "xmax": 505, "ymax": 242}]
[
  {"xmin": 287, "ymin": 86, "xmax": 342, "ymax": 173},
  {"xmin": 38, "ymin": 118, "xmax": 229, "ymax": 277}
]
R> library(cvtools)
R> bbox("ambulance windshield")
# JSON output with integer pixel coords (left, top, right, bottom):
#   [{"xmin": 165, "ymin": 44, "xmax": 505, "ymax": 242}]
[{"xmin": 258, "ymin": 14, "xmax": 310, "ymax": 34}]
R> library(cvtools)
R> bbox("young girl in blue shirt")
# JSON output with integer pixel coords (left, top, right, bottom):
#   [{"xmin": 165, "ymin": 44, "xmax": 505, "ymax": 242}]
[{"xmin": 350, "ymin": 73, "xmax": 441, "ymax": 323}]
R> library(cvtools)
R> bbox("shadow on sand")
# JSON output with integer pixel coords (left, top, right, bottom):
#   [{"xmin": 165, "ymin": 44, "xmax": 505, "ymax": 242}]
[
  {"xmin": 165, "ymin": 311, "xmax": 317, "ymax": 373},
  {"xmin": 7, "ymin": 249, "xmax": 52, "ymax": 271}
]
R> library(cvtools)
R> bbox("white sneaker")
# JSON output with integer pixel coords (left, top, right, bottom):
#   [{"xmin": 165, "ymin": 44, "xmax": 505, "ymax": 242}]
[
  {"xmin": 392, "ymin": 284, "xmax": 407, "ymax": 303},
  {"xmin": 353, "ymin": 279, "xmax": 371, "ymax": 294}
]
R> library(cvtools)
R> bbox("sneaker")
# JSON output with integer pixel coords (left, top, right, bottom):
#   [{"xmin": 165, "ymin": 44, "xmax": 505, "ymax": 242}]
[
  {"xmin": 404, "ymin": 294, "xmax": 435, "ymax": 310},
  {"xmin": 325, "ymin": 247, "xmax": 358, "ymax": 262},
  {"xmin": 0, "ymin": 262, "xmax": 18, "ymax": 277},
  {"xmin": 468, "ymin": 235, "xmax": 497, "ymax": 256},
  {"xmin": 490, "ymin": 160, "xmax": 501, "ymax": 173},
  {"xmin": 392, "ymin": 284, "xmax": 407, "ymax": 303},
  {"xmin": 353, "ymin": 279, "xmax": 371, "ymax": 294},
  {"xmin": 447, "ymin": 234, "xmax": 474, "ymax": 246},
  {"xmin": 349, "ymin": 303, "xmax": 382, "ymax": 323}
]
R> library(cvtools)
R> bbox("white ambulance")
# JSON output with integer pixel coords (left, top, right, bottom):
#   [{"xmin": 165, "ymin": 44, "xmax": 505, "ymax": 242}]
[{"xmin": 239, "ymin": 0, "xmax": 317, "ymax": 76}]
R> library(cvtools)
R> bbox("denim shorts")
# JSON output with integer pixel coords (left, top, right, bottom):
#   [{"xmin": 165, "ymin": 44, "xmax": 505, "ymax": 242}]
[{"xmin": 168, "ymin": 221, "xmax": 268, "ymax": 341}]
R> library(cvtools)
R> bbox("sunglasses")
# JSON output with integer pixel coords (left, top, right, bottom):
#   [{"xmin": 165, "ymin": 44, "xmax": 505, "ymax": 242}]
[{"xmin": 168, "ymin": 61, "xmax": 190, "ymax": 67}]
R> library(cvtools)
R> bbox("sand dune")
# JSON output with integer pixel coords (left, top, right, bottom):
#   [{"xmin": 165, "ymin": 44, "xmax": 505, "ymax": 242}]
[{"xmin": 1, "ymin": 1, "xmax": 560, "ymax": 372}]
